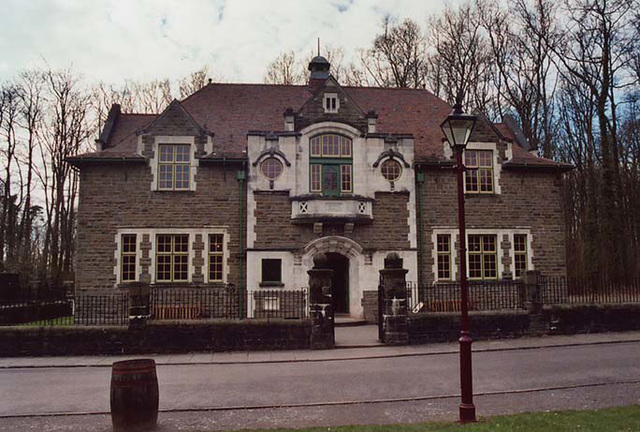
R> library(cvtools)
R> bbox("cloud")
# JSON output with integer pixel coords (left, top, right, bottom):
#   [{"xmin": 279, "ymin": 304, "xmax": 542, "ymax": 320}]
[{"xmin": 0, "ymin": 0, "xmax": 455, "ymax": 85}]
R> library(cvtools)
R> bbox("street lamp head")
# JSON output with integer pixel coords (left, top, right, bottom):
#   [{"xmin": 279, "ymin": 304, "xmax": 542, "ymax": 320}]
[{"xmin": 440, "ymin": 102, "xmax": 477, "ymax": 152}]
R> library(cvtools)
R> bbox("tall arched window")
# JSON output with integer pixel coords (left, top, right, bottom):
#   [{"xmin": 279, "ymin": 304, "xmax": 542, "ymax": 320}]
[{"xmin": 309, "ymin": 134, "xmax": 352, "ymax": 196}]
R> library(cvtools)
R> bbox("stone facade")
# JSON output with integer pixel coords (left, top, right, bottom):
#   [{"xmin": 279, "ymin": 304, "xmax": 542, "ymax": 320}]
[
  {"xmin": 252, "ymin": 191, "xmax": 410, "ymax": 250},
  {"xmin": 418, "ymin": 167, "xmax": 566, "ymax": 284},
  {"xmin": 75, "ymin": 161, "xmax": 245, "ymax": 294},
  {"xmin": 70, "ymin": 55, "xmax": 571, "ymax": 322}
]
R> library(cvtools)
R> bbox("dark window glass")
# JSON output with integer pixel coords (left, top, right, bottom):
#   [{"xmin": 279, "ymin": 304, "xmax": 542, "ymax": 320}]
[{"xmin": 261, "ymin": 259, "xmax": 282, "ymax": 284}]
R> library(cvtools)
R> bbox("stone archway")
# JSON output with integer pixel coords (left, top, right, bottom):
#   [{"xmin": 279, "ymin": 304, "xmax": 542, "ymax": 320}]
[
  {"xmin": 303, "ymin": 236, "xmax": 364, "ymax": 317},
  {"xmin": 303, "ymin": 236, "xmax": 363, "ymax": 259}
]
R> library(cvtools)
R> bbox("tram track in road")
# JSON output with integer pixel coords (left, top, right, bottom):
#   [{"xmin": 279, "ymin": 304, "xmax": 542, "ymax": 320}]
[
  {"xmin": 2, "ymin": 338, "xmax": 640, "ymax": 370},
  {"xmin": 1, "ymin": 378, "xmax": 639, "ymax": 419}
]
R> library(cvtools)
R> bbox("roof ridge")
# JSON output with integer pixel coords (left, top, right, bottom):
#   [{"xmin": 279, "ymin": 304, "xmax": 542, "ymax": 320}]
[
  {"xmin": 343, "ymin": 85, "xmax": 442, "ymax": 94},
  {"xmin": 180, "ymin": 81, "xmax": 312, "ymax": 105}
]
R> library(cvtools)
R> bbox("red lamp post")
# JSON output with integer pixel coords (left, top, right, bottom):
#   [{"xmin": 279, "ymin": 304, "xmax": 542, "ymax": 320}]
[{"xmin": 440, "ymin": 100, "xmax": 477, "ymax": 423}]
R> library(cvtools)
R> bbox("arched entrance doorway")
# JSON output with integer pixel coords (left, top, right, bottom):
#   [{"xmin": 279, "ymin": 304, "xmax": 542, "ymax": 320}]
[
  {"xmin": 326, "ymin": 253, "xmax": 349, "ymax": 314},
  {"xmin": 303, "ymin": 236, "xmax": 363, "ymax": 318}
]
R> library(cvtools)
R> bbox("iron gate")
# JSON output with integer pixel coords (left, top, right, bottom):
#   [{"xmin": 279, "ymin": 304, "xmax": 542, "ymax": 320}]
[{"xmin": 378, "ymin": 274, "xmax": 384, "ymax": 342}]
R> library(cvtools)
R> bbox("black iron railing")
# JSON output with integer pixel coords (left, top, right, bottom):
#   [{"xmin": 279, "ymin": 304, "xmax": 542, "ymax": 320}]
[
  {"xmin": 149, "ymin": 287, "xmax": 308, "ymax": 320},
  {"xmin": 0, "ymin": 299, "xmax": 74, "ymax": 326},
  {"xmin": 249, "ymin": 288, "xmax": 308, "ymax": 320},
  {"xmin": 0, "ymin": 287, "xmax": 309, "ymax": 326},
  {"xmin": 74, "ymin": 294, "xmax": 129, "ymax": 325},
  {"xmin": 541, "ymin": 276, "xmax": 640, "ymax": 305},
  {"xmin": 0, "ymin": 294, "xmax": 129, "ymax": 326},
  {"xmin": 406, "ymin": 280, "xmax": 526, "ymax": 313}
]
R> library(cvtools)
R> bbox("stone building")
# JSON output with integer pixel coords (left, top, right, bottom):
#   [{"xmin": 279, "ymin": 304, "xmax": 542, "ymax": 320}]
[{"xmin": 69, "ymin": 56, "xmax": 572, "ymax": 319}]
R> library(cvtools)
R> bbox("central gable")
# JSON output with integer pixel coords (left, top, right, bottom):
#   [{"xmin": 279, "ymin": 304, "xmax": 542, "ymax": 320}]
[
  {"xmin": 138, "ymin": 99, "xmax": 207, "ymax": 137},
  {"xmin": 295, "ymin": 77, "xmax": 368, "ymax": 133}
]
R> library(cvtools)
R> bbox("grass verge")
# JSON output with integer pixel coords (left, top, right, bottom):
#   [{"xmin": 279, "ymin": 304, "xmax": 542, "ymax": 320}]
[
  {"xmin": 234, "ymin": 405, "xmax": 640, "ymax": 432},
  {"xmin": 23, "ymin": 316, "xmax": 74, "ymax": 326}
]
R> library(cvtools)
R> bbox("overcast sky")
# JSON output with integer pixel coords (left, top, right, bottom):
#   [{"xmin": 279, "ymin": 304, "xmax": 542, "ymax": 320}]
[{"xmin": 0, "ymin": 0, "xmax": 457, "ymax": 85}]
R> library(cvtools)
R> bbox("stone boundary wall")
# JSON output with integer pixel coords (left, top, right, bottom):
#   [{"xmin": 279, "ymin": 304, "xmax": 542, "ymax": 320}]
[
  {"xmin": 408, "ymin": 310, "xmax": 530, "ymax": 343},
  {"xmin": 0, "ymin": 320, "xmax": 311, "ymax": 357},
  {"xmin": 542, "ymin": 304, "xmax": 640, "ymax": 334},
  {"xmin": 407, "ymin": 304, "xmax": 640, "ymax": 344}
]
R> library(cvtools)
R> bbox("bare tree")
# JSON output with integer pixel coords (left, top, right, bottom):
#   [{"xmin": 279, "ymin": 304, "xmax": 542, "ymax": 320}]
[
  {"xmin": 178, "ymin": 66, "xmax": 211, "ymax": 99},
  {"xmin": 264, "ymin": 51, "xmax": 305, "ymax": 85},
  {"xmin": 128, "ymin": 79, "xmax": 172, "ymax": 113},
  {"xmin": 39, "ymin": 69, "xmax": 92, "ymax": 283},
  {"xmin": 15, "ymin": 70, "xmax": 44, "ymax": 273},
  {"xmin": 425, "ymin": 3, "xmax": 495, "ymax": 115},
  {"xmin": 478, "ymin": 0, "xmax": 560, "ymax": 157},
  {"xmin": 357, "ymin": 18, "xmax": 427, "ymax": 88},
  {"xmin": 537, "ymin": 0, "xmax": 637, "ymax": 276},
  {"xmin": 0, "ymin": 84, "xmax": 20, "ymax": 268}
]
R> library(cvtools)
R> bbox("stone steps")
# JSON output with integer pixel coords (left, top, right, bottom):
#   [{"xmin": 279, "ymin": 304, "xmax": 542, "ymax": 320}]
[{"xmin": 334, "ymin": 315, "xmax": 369, "ymax": 327}]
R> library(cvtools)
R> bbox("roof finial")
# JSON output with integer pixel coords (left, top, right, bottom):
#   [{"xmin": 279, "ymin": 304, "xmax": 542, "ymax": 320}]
[{"xmin": 317, "ymin": 37, "xmax": 320, "ymax": 56}]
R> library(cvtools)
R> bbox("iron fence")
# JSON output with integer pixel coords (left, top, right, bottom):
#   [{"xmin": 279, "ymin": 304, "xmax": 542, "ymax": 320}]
[
  {"xmin": 0, "ymin": 299, "xmax": 73, "ymax": 326},
  {"xmin": 406, "ymin": 280, "xmax": 526, "ymax": 313},
  {"xmin": 0, "ymin": 286, "xmax": 310, "ymax": 326},
  {"xmin": 150, "ymin": 287, "xmax": 244, "ymax": 320},
  {"xmin": 249, "ymin": 288, "xmax": 308, "ymax": 320},
  {"xmin": 0, "ymin": 294, "xmax": 129, "ymax": 326},
  {"xmin": 73, "ymin": 294, "xmax": 129, "ymax": 325},
  {"xmin": 542, "ymin": 275, "xmax": 640, "ymax": 305},
  {"xmin": 149, "ymin": 288, "xmax": 308, "ymax": 320}
]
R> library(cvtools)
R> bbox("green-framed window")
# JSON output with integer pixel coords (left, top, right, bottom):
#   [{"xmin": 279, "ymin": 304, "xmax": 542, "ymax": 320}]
[
  {"xmin": 156, "ymin": 234, "xmax": 189, "ymax": 282},
  {"xmin": 464, "ymin": 150, "xmax": 493, "ymax": 193},
  {"xmin": 158, "ymin": 144, "xmax": 191, "ymax": 190},
  {"xmin": 309, "ymin": 134, "xmax": 353, "ymax": 195},
  {"xmin": 121, "ymin": 234, "xmax": 137, "ymax": 282},
  {"xmin": 514, "ymin": 234, "xmax": 528, "ymax": 278},
  {"xmin": 468, "ymin": 234, "xmax": 498, "ymax": 280}
]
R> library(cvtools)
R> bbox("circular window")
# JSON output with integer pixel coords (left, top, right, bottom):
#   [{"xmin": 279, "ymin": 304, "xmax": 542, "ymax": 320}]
[
  {"xmin": 381, "ymin": 159, "xmax": 402, "ymax": 182},
  {"xmin": 260, "ymin": 157, "xmax": 283, "ymax": 180}
]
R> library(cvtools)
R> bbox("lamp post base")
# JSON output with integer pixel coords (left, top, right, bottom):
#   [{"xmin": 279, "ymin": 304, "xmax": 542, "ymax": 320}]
[
  {"xmin": 459, "ymin": 403, "xmax": 476, "ymax": 423},
  {"xmin": 459, "ymin": 331, "xmax": 476, "ymax": 423}
]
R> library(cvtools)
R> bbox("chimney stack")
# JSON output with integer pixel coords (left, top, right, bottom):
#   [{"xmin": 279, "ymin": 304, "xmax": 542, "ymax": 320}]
[
  {"xmin": 367, "ymin": 110, "xmax": 378, "ymax": 134},
  {"xmin": 284, "ymin": 108, "xmax": 295, "ymax": 131}
]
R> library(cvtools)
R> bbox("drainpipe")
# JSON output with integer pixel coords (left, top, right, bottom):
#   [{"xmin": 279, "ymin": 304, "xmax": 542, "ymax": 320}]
[
  {"xmin": 416, "ymin": 170, "xmax": 425, "ymax": 284},
  {"xmin": 236, "ymin": 165, "xmax": 246, "ymax": 318},
  {"xmin": 236, "ymin": 166, "xmax": 246, "ymax": 288}
]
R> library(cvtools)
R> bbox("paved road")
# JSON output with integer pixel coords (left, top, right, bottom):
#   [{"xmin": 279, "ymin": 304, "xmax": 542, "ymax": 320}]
[{"xmin": 1, "ymin": 341, "xmax": 639, "ymax": 418}]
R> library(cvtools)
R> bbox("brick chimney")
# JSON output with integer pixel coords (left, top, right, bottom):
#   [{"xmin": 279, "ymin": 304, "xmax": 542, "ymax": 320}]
[{"xmin": 95, "ymin": 103, "xmax": 121, "ymax": 151}]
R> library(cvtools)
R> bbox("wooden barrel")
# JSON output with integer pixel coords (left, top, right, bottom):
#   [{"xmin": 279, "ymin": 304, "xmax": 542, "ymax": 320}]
[{"xmin": 110, "ymin": 359, "xmax": 159, "ymax": 431}]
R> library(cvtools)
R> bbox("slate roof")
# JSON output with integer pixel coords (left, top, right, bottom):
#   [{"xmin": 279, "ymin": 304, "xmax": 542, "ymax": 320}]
[{"xmin": 70, "ymin": 80, "xmax": 571, "ymax": 171}]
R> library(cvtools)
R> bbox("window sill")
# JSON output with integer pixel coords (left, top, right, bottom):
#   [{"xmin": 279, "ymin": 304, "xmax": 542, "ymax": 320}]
[
  {"xmin": 259, "ymin": 282, "xmax": 284, "ymax": 288},
  {"xmin": 464, "ymin": 193, "xmax": 498, "ymax": 197},
  {"xmin": 154, "ymin": 189, "xmax": 196, "ymax": 194},
  {"xmin": 154, "ymin": 280, "xmax": 190, "ymax": 284}
]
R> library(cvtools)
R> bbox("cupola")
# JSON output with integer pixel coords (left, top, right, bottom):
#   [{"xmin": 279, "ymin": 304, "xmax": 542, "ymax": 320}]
[{"xmin": 308, "ymin": 55, "xmax": 330, "ymax": 92}]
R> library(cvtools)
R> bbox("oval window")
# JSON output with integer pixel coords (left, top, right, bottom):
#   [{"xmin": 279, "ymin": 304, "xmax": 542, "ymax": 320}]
[
  {"xmin": 260, "ymin": 157, "xmax": 283, "ymax": 180},
  {"xmin": 381, "ymin": 159, "xmax": 402, "ymax": 182}
]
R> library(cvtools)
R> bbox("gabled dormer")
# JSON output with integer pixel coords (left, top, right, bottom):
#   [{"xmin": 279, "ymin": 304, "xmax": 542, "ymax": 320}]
[
  {"xmin": 137, "ymin": 99, "xmax": 213, "ymax": 192},
  {"xmin": 295, "ymin": 57, "xmax": 368, "ymax": 133}
]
